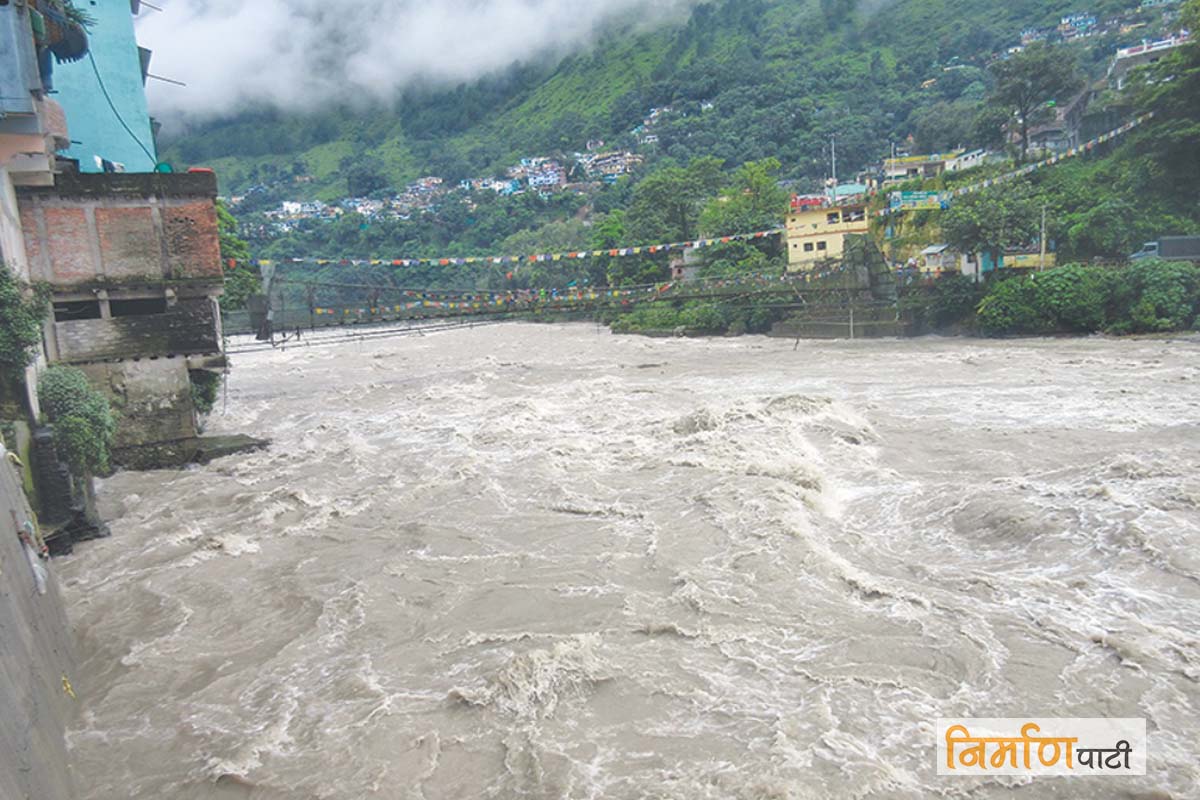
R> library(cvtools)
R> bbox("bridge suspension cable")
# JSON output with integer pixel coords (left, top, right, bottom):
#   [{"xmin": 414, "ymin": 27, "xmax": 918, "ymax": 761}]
[{"xmin": 230, "ymin": 228, "xmax": 785, "ymax": 272}]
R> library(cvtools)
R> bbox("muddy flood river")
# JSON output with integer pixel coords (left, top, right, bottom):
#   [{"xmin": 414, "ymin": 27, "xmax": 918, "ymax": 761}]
[{"xmin": 59, "ymin": 325, "xmax": 1199, "ymax": 799}]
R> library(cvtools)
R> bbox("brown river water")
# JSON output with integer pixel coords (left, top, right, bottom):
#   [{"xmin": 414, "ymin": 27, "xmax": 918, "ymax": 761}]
[{"xmin": 59, "ymin": 324, "xmax": 1200, "ymax": 799}]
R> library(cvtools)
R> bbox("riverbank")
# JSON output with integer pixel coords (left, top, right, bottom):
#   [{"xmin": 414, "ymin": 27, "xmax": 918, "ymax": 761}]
[
  {"xmin": 605, "ymin": 260, "xmax": 1200, "ymax": 340},
  {"xmin": 0, "ymin": 443, "xmax": 77, "ymax": 800}
]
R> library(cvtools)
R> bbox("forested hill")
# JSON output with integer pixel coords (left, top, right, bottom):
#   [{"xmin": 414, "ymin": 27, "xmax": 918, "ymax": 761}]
[{"xmin": 163, "ymin": 0, "xmax": 1143, "ymax": 197}]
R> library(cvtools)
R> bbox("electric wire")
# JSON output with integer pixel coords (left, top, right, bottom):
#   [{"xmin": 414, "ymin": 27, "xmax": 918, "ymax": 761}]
[{"xmin": 87, "ymin": 51, "xmax": 157, "ymax": 166}]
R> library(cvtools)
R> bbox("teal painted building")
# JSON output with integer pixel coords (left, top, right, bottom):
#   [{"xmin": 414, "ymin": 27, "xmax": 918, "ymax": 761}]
[{"xmin": 53, "ymin": 1, "xmax": 156, "ymax": 172}]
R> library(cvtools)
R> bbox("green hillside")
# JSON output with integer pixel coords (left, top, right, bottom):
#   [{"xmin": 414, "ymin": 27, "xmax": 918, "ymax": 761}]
[
  {"xmin": 164, "ymin": 0, "xmax": 1149, "ymax": 197},
  {"xmin": 195, "ymin": 0, "xmax": 1198, "ymax": 315}
]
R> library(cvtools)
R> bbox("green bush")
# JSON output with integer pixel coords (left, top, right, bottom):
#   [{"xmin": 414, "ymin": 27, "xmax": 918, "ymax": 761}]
[
  {"xmin": 929, "ymin": 274, "xmax": 986, "ymax": 329},
  {"xmin": 975, "ymin": 275, "xmax": 1052, "ymax": 336},
  {"xmin": 677, "ymin": 303, "xmax": 727, "ymax": 332},
  {"xmin": 0, "ymin": 267, "xmax": 48, "ymax": 374},
  {"xmin": 1030, "ymin": 264, "xmax": 1114, "ymax": 332},
  {"xmin": 974, "ymin": 260, "xmax": 1199, "ymax": 336},
  {"xmin": 1108, "ymin": 259, "xmax": 1200, "ymax": 334},
  {"xmin": 743, "ymin": 303, "xmax": 777, "ymax": 334},
  {"xmin": 189, "ymin": 370, "xmax": 222, "ymax": 416},
  {"xmin": 612, "ymin": 305, "xmax": 684, "ymax": 332},
  {"xmin": 38, "ymin": 366, "xmax": 116, "ymax": 475}
]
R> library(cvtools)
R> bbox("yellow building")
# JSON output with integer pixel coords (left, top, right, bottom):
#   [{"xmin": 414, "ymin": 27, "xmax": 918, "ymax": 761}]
[
  {"xmin": 785, "ymin": 199, "xmax": 870, "ymax": 270},
  {"xmin": 1005, "ymin": 251, "xmax": 1058, "ymax": 270}
]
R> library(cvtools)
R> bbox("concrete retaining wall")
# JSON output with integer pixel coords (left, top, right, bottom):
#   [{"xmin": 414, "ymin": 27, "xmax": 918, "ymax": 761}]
[
  {"xmin": 0, "ymin": 443, "xmax": 77, "ymax": 800},
  {"xmin": 79, "ymin": 358, "xmax": 198, "ymax": 449}
]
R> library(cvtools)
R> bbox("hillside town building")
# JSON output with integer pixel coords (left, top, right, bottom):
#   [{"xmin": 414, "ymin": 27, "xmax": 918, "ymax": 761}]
[
  {"xmin": 785, "ymin": 193, "xmax": 870, "ymax": 270},
  {"xmin": 1108, "ymin": 32, "xmax": 1192, "ymax": 89}
]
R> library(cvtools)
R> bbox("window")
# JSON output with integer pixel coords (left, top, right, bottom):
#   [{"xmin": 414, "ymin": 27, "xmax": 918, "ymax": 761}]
[
  {"xmin": 54, "ymin": 301, "xmax": 102, "ymax": 322},
  {"xmin": 804, "ymin": 242, "xmax": 815, "ymax": 252},
  {"xmin": 817, "ymin": 241, "xmax": 828, "ymax": 251},
  {"xmin": 826, "ymin": 212, "xmax": 841, "ymax": 225},
  {"xmin": 110, "ymin": 298, "xmax": 168, "ymax": 317}
]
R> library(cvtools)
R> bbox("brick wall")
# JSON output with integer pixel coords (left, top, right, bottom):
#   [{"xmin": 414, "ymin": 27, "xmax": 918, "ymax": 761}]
[
  {"xmin": 52, "ymin": 298, "xmax": 220, "ymax": 364},
  {"xmin": 95, "ymin": 206, "xmax": 162, "ymax": 280},
  {"xmin": 16, "ymin": 172, "xmax": 223, "ymax": 288},
  {"xmin": 165, "ymin": 201, "xmax": 222, "ymax": 279}
]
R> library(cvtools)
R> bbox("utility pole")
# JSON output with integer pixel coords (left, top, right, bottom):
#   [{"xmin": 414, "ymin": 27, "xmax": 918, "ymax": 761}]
[
  {"xmin": 830, "ymin": 135, "xmax": 838, "ymax": 203},
  {"xmin": 1039, "ymin": 202, "xmax": 1047, "ymax": 271}
]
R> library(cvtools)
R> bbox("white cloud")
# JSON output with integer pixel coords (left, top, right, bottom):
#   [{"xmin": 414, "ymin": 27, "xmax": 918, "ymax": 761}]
[{"xmin": 137, "ymin": 0, "xmax": 694, "ymax": 121}]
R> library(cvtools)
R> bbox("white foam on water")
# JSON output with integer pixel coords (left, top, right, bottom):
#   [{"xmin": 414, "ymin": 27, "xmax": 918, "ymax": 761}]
[{"xmin": 59, "ymin": 327, "xmax": 1200, "ymax": 799}]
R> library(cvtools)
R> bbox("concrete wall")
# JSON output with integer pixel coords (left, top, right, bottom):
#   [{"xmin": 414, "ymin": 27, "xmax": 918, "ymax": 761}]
[
  {"xmin": 52, "ymin": 298, "xmax": 221, "ymax": 364},
  {"xmin": 1, "ymin": 167, "xmax": 44, "ymax": 419},
  {"xmin": 50, "ymin": 2, "xmax": 156, "ymax": 172},
  {"xmin": 1, "ymin": 167, "xmax": 31, "ymax": 280},
  {"xmin": 78, "ymin": 358, "xmax": 197, "ymax": 449},
  {"xmin": 0, "ymin": 443, "xmax": 77, "ymax": 800}
]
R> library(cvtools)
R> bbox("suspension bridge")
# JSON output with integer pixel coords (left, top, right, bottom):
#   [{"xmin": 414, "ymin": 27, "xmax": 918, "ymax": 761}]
[{"xmin": 222, "ymin": 235, "xmax": 910, "ymax": 353}]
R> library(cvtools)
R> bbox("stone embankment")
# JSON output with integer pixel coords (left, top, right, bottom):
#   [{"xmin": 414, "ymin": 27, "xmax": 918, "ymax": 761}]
[{"xmin": 0, "ymin": 442, "xmax": 77, "ymax": 800}]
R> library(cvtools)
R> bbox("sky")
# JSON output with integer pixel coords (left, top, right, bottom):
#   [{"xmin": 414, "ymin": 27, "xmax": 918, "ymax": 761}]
[{"xmin": 137, "ymin": 0, "xmax": 697, "ymax": 121}]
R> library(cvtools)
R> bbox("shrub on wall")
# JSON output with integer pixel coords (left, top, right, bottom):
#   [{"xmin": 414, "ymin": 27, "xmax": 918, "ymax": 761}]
[
  {"xmin": 38, "ymin": 366, "xmax": 116, "ymax": 475},
  {"xmin": 0, "ymin": 267, "xmax": 49, "ymax": 375},
  {"xmin": 189, "ymin": 370, "xmax": 222, "ymax": 416}
]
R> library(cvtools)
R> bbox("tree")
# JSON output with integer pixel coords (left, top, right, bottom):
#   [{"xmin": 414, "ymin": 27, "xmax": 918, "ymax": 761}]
[
  {"xmin": 591, "ymin": 211, "xmax": 627, "ymax": 250},
  {"xmin": 987, "ymin": 43, "xmax": 1082, "ymax": 160},
  {"xmin": 941, "ymin": 186, "xmax": 1040, "ymax": 270},
  {"xmin": 913, "ymin": 101, "xmax": 974, "ymax": 153},
  {"xmin": 626, "ymin": 156, "xmax": 725, "ymax": 244},
  {"xmin": 972, "ymin": 104, "xmax": 1014, "ymax": 151},
  {"xmin": 339, "ymin": 155, "xmax": 389, "ymax": 196},
  {"xmin": 699, "ymin": 158, "xmax": 789, "ymax": 236},
  {"xmin": 217, "ymin": 201, "xmax": 259, "ymax": 312},
  {"xmin": 499, "ymin": 219, "xmax": 591, "ymax": 256},
  {"xmin": 1064, "ymin": 199, "xmax": 1144, "ymax": 260}
]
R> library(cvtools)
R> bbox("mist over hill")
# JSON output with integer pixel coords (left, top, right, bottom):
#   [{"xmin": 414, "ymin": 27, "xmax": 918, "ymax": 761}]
[
  {"xmin": 159, "ymin": 0, "xmax": 1139, "ymax": 194},
  {"xmin": 141, "ymin": 0, "xmax": 701, "ymax": 120}
]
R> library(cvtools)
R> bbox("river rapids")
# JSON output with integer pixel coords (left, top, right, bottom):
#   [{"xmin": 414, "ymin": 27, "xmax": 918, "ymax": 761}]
[{"xmin": 59, "ymin": 325, "xmax": 1200, "ymax": 799}]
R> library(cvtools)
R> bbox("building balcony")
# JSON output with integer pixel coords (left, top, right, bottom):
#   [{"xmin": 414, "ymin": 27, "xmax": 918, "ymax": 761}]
[
  {"xmin": 0, "ymin": 3, "xmax": 44, "ymax": 117},
  {"xmin": 1, "ymin": 4, "xmax": 75, "ymax": 185}
]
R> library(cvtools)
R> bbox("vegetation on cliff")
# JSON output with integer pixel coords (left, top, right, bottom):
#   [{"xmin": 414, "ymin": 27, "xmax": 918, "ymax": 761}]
[
  {"xmin": 920, "ymin": 259, "xmax": 1200, "ymax": 336},
  {"xmin": 217, "ymin": 201, "xmax": 259, "ymax": 312},
  {"xmin": 37, "ymin": 366, "xmax": 116, "ymax": 476},
  {"xmin": 0, "ymin": 267, "xmax": 49, "ymax": 378}
]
